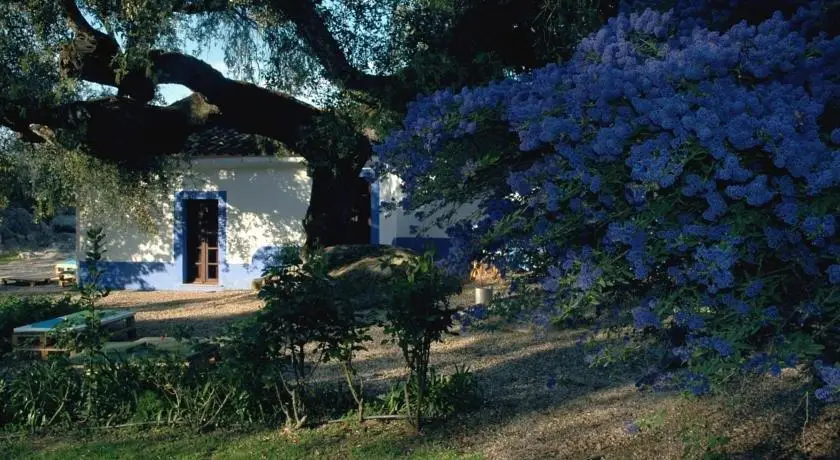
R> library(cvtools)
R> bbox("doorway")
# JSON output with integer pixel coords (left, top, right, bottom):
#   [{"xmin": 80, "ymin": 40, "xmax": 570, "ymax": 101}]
[{"xmin": 185, "ymin": 199, "xmax": 219, "ymax": 284}]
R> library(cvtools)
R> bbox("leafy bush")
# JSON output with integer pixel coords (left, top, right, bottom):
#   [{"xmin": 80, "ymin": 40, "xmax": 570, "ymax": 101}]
[
  {"xmin": 377, "ymin": 0, "xmax": 840, "ymax": 393},
  {"xmin": 5, "ymin": 358, "xmax": 81, "ymax": 429},
  {"xmin": 373, "ymin": 365, "xmax": 481, "ymax": 419},
  {"xmin": 57, "ymin": 227, "xmax": 111, "ymax": 355},
  {"xmin": 383, "ymin": 251, "xmax": 462, "ymax": 428},
  {"xmin": 226, "ymin": 246, "xmax": 372, "ymax": 428},
  {"xmin": 0, "ymin": 296, "xmax": 80, "ymax": 354}
]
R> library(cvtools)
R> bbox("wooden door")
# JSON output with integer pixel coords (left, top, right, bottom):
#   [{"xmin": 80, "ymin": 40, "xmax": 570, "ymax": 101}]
[{"xmin": 185, "ymin": 199, "xmax": 219, "ymax": 284}]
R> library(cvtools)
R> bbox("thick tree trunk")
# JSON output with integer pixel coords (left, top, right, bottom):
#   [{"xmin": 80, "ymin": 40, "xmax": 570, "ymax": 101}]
[{"xmin": 304, "ymin": 165, "xmax": 364, "ymax": 249}]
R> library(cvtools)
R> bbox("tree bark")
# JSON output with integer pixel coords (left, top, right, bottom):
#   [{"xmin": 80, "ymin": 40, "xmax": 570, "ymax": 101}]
[{"xmin": 304, "ymin": 165, "xmax": 365, "ymax": 249}]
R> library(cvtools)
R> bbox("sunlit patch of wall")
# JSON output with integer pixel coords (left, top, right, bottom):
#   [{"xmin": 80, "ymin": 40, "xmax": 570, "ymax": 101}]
[{"xmin": 77, "ymin": 156, "xmax": 312, "ymax": 290}]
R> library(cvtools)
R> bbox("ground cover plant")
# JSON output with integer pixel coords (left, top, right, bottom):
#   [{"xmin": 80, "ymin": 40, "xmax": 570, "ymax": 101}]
[{"xmin": 377, "ymin": 0, "xmax": 840, "ymax": 399}]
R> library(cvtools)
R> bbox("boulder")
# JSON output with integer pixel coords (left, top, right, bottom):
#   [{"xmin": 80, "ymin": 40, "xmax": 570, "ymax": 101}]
[{"xmin": 324, "ymin": 244, "xmax": 421, "ymax": 320}]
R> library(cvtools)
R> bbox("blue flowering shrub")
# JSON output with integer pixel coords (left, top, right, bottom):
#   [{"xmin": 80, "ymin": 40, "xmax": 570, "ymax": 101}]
[{"xmin": 376, "ymin": 0, "xmax": 840, "ymax": 395}]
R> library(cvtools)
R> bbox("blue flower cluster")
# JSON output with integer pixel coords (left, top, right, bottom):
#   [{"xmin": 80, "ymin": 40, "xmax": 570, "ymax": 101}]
[
  {"xmin": 814, "ymin": 361, "xmax": 840, "ymax": 402},
  {"xmin": 377, "ymin": 0, "xmax": 840, "ymax": 396}
]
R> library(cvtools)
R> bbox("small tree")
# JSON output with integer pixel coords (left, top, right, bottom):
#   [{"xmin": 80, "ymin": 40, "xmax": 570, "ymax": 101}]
[
  {"xmin": 382, "ymin": 251, "xmax": 461, "ymax": 430},
  {"xmin": 255, "ymin": 247, "xmax": 368, "ymax": 428},
  {"xmin": 57, "ymin": 227, "xmax": 110, "ymax": 354}
]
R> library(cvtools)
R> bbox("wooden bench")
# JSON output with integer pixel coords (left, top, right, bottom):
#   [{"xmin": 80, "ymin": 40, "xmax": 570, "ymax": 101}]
[
  {"xmin": 1, "ymin": 277, "xmax": 53, "ymax": 287},
  {"xmin": 12, "ymin": 309, "xmax": 137, "ymax": 359},
  {"xmin": 54, "ymin": 260, "xmax": 77, "ymax": 287}
]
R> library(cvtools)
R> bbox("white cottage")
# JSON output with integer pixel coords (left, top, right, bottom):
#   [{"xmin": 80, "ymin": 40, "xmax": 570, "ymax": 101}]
[{"xmin": 76, "ymin": 128, "xmax": 453, "ymax": 291}]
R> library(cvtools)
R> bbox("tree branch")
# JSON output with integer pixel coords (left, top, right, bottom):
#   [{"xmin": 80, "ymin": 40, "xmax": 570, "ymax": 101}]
[
  {"xmin": 58, "ymin": 0, "xmax": 135, "ymax": 95},
  {"xmin": 151, "ymin": 51, "xmax": 321, "ymax": 147},
  {"xmin": 269, "ymin": 0, "xmax": 396, "ymax": 95},
  {"xmin": 61, "ymin": 0, "xmax": 97, "ymax": 34},
  {"xmin": 1, "ymin": 95, "xmax": 201, "ymax": 162},
  {"xmin": 171, "ymin": 0, "xmax": 232, "ymax": 14},
  {"xmin": 54, "ymin": 2, "xmax": 326, "ymax": 152}
]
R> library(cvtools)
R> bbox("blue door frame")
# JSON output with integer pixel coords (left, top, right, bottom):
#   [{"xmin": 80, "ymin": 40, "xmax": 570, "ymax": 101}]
[{"xmin": 174, "ymin": 191, "xmax": 228, "ymax": 286}]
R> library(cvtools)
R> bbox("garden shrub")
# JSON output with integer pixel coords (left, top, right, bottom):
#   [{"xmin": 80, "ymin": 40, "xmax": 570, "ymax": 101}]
[
  {"xmin": 2, "ymin": 353, "xmax": 267, "ymax": 431},
  {"xmin": 377, "ymin": 0, "xmax": 840, "ymax": 395},
  {"xmin": 373, "ymin": 365, "xmax": 481, "ymax": 419},
  {"xmin": 229, "ymin": 246, "xmax": 373, "ymax": 428},
  {"xmin": 57, "ymin": 227, "xmax": 111, "ymax": 355},
  {"xmin": 0, "ymin": 296, "xmax": 80, "ymax": 354},
  {"xmin": 383, "ymin": 251, "xmax": 462, "ymax": 429}
]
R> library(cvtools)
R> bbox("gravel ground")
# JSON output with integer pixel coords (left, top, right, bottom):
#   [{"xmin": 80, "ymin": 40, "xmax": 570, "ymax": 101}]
[
  {"xmin": 313, "ymin": 324, "xmax": 840, "ymax": 459},
  {"xmin": 92, "ymin": 281, "xmax": 491, "ymax": 339},
  {"xmin": 97, "ymin": 290, "xmax": 262, "ymax": 337},
  {"xmin": 0, "ymin": 248, "xmax": 73, "ymax": 283}
]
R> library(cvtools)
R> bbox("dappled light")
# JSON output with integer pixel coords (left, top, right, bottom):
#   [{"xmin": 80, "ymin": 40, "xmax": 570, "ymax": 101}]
[
  {"xmin": 3, "ymin": 0, "xmax": 840, "ymax": 457},
  {"xmin": 76, "ymin": 158, "xmax": 313, "ymax": 290}
]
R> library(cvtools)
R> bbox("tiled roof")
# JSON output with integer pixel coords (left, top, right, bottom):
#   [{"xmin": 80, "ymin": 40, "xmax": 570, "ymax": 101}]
[{"xmin": 182, "ymin": 126, "xmax": 292, "ymax": 157}]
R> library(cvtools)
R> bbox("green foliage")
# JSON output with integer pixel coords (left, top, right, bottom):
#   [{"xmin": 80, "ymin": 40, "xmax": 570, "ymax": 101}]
[
  {"xmin": 0, "ymin": 247, "xmax": 473, "ymax": 434},
  {"xmin": 373, "ymin": 365, "xmax": 481, "ymax": 419},
  {"xmin": 170, "ymin": 324, "xmax": 195, "ymax": 342},
  {"xmin": 57, "ymin": 227, "xmax": 110, "ymax": 354},
  {"xmin": 382, "ymin": 251, "xmax": 461, "ymax": 429},
  {"xmin": 225, "ymin": 247, "xmax": 372, "ymax": 428},
  {"xmin": 0, "ymin": 296, "xmax": 81, "ymax": 355},
  {"xmin": 2, "ymin": 353, "xmax": 262, "ymax": 431},
  {"xmin": 0, "ymin": 133, "xmax": 181, "ymax": 233},
  {"xmin": 5, "ymin": 357, "xmax": 81, "ymax": 429},
  {"xmin": 424, "ymin": 365, "xmax": 481, "ymax": 417}
]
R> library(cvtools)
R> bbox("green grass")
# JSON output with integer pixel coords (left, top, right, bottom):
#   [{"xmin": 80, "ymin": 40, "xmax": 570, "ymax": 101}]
[
  {"xmin": 1, "ymin": 422, "xmax": 482, "ymax": 460},
  {"xmin": 0, "ymin": 251, "xmax": 17, "ymax": 265}
]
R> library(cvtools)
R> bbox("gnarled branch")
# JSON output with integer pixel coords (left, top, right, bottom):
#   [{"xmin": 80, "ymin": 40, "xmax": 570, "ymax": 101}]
[
  {"xmin": 269, "ymin": 0, "xmax": 396, "ymax": 96},
  {"xmin": 172, "ymin": 0, "xmax": 232, "ymax": 14}
]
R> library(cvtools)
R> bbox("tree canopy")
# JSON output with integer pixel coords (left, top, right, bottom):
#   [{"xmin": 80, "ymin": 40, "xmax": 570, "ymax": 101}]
[{"xmin": 0, "ymin": 0, "xmax": 614, "ymax": 246}]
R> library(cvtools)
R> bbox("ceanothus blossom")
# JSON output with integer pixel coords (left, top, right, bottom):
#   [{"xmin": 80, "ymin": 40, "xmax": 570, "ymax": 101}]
[{"xmin": 378, "ymin": 0, "xmax": 840, "ymax": 397}]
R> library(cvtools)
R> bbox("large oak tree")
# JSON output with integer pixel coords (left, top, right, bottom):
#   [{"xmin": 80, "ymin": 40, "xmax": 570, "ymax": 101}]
[{"xmin": 0, "ymin": 0, "xmax": 614, "ymax": 247}]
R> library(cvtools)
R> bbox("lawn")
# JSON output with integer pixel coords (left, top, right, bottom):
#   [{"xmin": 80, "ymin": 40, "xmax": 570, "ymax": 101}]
[
  {"xmin": 0, "ymin": 252, "xmax": 17, "ymax": 265},
  {"xmin": 2, "ymin": 423, "xmax": 479, "ymax": 459}
]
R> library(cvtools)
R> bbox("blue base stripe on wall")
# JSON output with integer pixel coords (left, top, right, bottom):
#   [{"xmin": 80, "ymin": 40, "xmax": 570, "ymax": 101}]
[{"xmin": 78, "ymin": 260, "xmax": 274, "ymax": 291}]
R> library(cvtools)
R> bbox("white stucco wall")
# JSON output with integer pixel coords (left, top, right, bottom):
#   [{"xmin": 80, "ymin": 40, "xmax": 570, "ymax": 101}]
[
  {"xmin": 376, "ymin": 173, "xmax": 479, "ymax": 244},
  {"xmin": 77, "ymin": 156, "xmax": 311, "ymax": 265},
  {"xmin": 186, "ymin": 157, "xmax": 311, "ymax": 265}
]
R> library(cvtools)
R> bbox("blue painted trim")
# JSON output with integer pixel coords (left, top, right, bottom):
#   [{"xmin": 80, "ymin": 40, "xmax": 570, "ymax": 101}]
[
  {"xmin": 174, "ymin": 191, "xmax": 227, "ymax": 286},
  {"xmin": 79, "ymin": 261, "xmax": 258, "ymax": 291},
  {"xmin": 78, "ymin": 243, "xmax": 296, "ymax": 291},
  {"xmin": 361, "ymin": 168, "xmax": 380, "ymax": 245}
]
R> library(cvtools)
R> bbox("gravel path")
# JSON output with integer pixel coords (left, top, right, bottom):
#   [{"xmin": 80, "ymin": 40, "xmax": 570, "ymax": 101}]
[
  {"xmin": 91, "ymin": 281, "xmax": 491, "ymax": 339},
  {"xmin": 0, "ymin": 249, "xmax": 72, "ymax": 282},
  {"xmin": 97, "ymin": 290, "xmax": 262, "ymax": 337}
]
